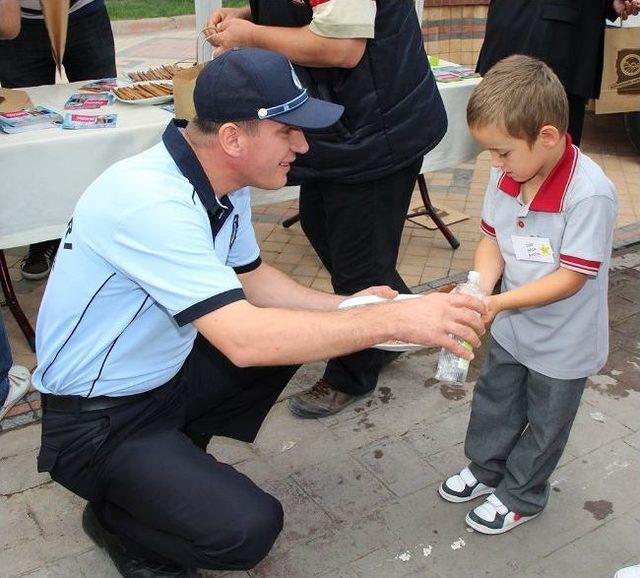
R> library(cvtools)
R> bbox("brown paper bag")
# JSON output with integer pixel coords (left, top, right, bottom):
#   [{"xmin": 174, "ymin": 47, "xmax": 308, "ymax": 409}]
[
  {"xmin": 40, "ymin": 0, "xmax": 70, "ymax": 74},
  {"xmin": 0, "ymin": 88, "xmax": 33, "ymax": 113},
  {"xmin": 173, "ymin": 63, "xmax": 205, "ymax": 121},
  {"xmin": 595, "ymin": 26, "xmax": 640, "ymax": 114}
]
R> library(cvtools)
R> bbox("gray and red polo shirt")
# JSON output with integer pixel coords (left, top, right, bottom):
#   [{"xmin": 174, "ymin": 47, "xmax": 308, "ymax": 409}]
[{"xmin": 480, "ymin": 136, "xmax": 618, "ymax": 379}]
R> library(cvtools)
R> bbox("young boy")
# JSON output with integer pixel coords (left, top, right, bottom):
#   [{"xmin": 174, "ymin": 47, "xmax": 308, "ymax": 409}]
[{"xmin": 438, "ymin": 55, "xmax": 618, "ymax": 534}]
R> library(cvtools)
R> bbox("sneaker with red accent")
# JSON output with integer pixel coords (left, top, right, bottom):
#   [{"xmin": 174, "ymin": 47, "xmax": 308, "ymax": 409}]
[
  {"xmin": 438, "ymin": 466, "xmax": 495, "ymax": 503},
  {"xmin": 465, "ymin": 493, "xmax": 539, "ymax": 535}
]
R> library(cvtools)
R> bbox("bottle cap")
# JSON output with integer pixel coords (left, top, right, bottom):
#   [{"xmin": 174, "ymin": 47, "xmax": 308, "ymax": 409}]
[{"xmin": 467, "ymin": 270, "xmax": 480, "ymax": 285}]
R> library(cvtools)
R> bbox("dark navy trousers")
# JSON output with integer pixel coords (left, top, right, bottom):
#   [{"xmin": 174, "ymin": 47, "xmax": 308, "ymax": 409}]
[{"xmin": 37, "ymin": 336, "xmax": 298, "ymax": 570}]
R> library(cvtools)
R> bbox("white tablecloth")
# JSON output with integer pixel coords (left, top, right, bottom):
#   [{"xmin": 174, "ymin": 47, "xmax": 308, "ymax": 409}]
[{"xmin": 0, "ymin": 76, "xmax": 481, "ymax": 249}]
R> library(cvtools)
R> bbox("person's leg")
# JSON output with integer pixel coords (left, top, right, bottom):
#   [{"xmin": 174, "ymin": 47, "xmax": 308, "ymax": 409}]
[
  {"xmin": 99, "ymin": 428, "xmax": 283, "ymax": 571},
  {"xmin": 63, "ymin": 5, "xmax": 117, "ymax": 82},
  {"xmin": 493, "ymin": 370, "xmax": 586, "ymax": 516},
  {"xmin": 566, "ymin": 94, "xmax": 588, "ymax": 147},
  {"xmin": 0, "ymin": 19, "xmax": 55, "ymax": 88},
  {"xmin": 464, "ymin": 339, "xmax": 529, "ymax": 487},
  {"xmin": 0, "ymin": 315, "xmax": 30, "ymax": 421},
  {"xmin": 297, "ymin": 160, "xmax": 420, "ymax": 401},
  {"xmin": 181, "ymin": 334, "xmax": 299, "ymax": 448}
]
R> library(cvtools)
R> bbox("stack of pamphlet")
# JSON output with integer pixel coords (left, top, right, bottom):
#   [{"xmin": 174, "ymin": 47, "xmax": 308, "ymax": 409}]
[
  {"xmin": 64, "ymin": 93, "xmax": 114, "ymax": 109},
  {"xmin": 80, "ymin": 79, "xmax": 119, "ymax": 93},
  {"xmin": 0, "ymin": 106, "xmax": 63, "ymax": 134},
  {"xmin": 62, "ymin": 113, "xmax": 117, "ymax": 129},
  {"xmin": 433, "ymin": 65, "xmax": 480, "ymax": 83}
]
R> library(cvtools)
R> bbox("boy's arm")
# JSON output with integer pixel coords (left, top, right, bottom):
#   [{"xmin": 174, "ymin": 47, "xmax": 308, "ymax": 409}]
[
  {"xmin": 473, "ymin": 236, "xmax": 505, "ymax": 296},
  {"xmin": 487, "ymin": 268, "xmax": 587, "ymax": 323}
]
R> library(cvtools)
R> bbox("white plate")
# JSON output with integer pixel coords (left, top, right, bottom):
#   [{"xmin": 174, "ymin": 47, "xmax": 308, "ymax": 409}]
[
  {"xmin": 338, "ymin": 293, "xmax": 424, "ymax": 351},
  {"xmin": 111, "ymin": 81, "xmax": 173, "ymax": 105}
]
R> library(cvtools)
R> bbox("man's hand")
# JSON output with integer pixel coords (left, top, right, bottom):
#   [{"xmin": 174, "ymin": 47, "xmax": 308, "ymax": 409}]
[
  {"xmin": 613, "ymin": 0, "xmax": 640, "ymax": 19},
  {"xmin": 350, "ymin": 286, "xmax": 398, "ymax": 300},
  {"xmin": 207, "ymin": 18, "xmax": 256, "ymax": 56},
  {"xmin": 206, "ymin": 7, "xmax": 251, "ymax": 31},
  {"xmin": 393, "ymin": 292, "xmax": 487, "ymax": 360}
]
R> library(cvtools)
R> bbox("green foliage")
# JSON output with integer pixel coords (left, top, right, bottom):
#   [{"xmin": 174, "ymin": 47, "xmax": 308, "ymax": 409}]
[{"xmin": 105, "ymin": 0, "xmax": 246, "ymax": 20}]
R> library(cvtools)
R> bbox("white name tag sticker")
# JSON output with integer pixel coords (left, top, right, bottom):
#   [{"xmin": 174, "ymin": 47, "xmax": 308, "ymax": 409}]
[{"xmin": 511, "ymin": 235, "xmax": 554, "ymax": 263}]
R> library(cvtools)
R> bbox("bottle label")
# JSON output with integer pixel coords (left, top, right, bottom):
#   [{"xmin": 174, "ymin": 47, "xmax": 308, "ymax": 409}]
[{"xmin": 457, "ymin": 341, "xmax": 472, "ymax": 370}]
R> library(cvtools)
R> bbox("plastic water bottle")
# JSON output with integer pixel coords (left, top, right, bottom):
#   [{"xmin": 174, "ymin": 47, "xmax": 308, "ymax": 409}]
[{"xmin": 435, "ymin": 270, "xmax": 483, "ymax": 385}]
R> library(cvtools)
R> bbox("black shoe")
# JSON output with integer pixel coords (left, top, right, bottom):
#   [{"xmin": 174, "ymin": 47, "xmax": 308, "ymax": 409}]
[
  {"xmin": 82, "ymin": 505, "xmax": 198, "ymax": 577},
  {"xmin": 20, "ymin": 240, "xmax": 57, "ymax": 280}
]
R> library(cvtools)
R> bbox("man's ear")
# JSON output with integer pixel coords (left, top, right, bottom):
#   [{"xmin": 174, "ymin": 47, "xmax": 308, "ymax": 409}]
[
  {"xmin": 538, "ymin": 124, "xmax": 562, "ymax": 149},
  {"xmin": 217, "ymin": 122, "xmax": 243, "ymax": 158}
]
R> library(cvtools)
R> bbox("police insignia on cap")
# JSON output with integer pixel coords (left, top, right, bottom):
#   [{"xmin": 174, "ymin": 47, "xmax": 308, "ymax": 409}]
[
  {"xmin": 290, "ymin": 63, "xmax": 303, "ymax": 90},
  {"xmin": 258, "ymin": 108, "xmax": 268, "ymax": 119}
]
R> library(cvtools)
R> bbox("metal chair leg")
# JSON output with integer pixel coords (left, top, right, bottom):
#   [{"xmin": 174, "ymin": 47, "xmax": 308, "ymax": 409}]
[{"xmin": 0, "ymin": 250, "xmax": 35, "ymax": 352}]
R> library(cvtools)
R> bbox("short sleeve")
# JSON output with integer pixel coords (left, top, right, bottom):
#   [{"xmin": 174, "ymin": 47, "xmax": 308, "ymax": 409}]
[
  {"xmin": 559, "ymin": 195, "xmax": 617, "ymax": 276},
  {"xmin": 106, "ymin": 198, "xmax": 244, "ymax": 326},
  {"xmin": 308, "ymin": 0, "xmax": 376, "ymax": 39},
  {"xmin": 480, "ymin": 170, "xmax": 499, "ymax": 238}
]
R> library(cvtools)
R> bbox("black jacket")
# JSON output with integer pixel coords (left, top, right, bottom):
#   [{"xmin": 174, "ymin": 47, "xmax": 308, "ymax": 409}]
[
  {"xmin": 250, "ymin": 0, "xmax": 447, "ymax": 184},
  {"xmin": 477, "ymin": 0, "xmax": 618, "ymax": 99}
]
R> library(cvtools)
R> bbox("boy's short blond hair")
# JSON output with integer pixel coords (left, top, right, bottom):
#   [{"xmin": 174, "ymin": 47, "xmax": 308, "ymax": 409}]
[{"xmin": 467, "ymin": 55, "xmax": 569, "ymax": 146}]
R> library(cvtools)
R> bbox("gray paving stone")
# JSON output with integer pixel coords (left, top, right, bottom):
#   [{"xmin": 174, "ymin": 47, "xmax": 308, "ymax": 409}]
[
  {"xmin": 401, "ymin": 406, "xmax": 472, "ymax": 459},
  {"xmin": 583, "ymin": 378, "xmax": 640, "ymax": 432},
  {"xmin": 512, "ymin": 440, "xmax": 640, "ymax": 558},
  {"xmin": 352, "ymin": 436, "xmax": 441, "ymax": 498},
  {"xmin": 565, "ymin": 403, "xmax": 633, "ymax": 458},
  {"xmin": 0, "ymin": 448, "xmax": 51, "ymax": 496},
  {"xmin": 529, "ymin": 515, "xmax": 640, "ymax": 578},
  {"xmin": 624, "ymin": 430, "xmax": 640, "ymax": 451},
  {"xmin": 347, "ymin": 544, "xmax": 446, "ymax": 578},
  {"xmin": 290, "ymin": 455, "xmax": 395, "ymax": 523},
  {"xmin": 0, "ymin": 423, "xmax": 41, "ymax": 460}
]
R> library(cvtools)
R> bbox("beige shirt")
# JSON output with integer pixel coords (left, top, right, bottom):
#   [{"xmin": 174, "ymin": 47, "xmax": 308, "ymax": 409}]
[{"xmin": 309, "ymin": 0, "xmax": 377, "ymax": 39}]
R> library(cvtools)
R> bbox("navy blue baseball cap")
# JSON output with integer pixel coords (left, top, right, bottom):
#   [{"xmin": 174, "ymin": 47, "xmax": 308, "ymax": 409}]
[{"xmin": 193, "ymin": 47, "xmax": 344, "ymax": 129}]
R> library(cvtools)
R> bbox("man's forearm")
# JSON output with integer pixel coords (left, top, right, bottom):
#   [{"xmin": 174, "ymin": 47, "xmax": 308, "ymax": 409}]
[
  {"xmin": 248, "ymin": 24, "xmax": 365, "ymax": 68},
  {"xmin": 240, "ymin": 262, "xmax": 343, "ymax": 311},
  {"xmin": 493, "ymin": 268, "xmax": 587, "ymax": 312},
  {"xmin": 0, "ymin": 0, "xmax": 21, "ymax": 40}
]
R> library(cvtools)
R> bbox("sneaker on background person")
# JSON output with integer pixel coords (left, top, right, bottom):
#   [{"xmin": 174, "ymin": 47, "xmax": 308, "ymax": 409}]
[
  {"xmin": 20, "ymin": 240, "xmax": 58, "ymax": 280},
  {"xmin": 616, "ymin": 565, "xmax": 640, "ymax": 578},
  {"xmin": 465, "ymin": 493, "xmax": 539, "ymax": 535},
  {"xmin": 0, "ymin": 365, "xmax": 31, "ymax": 421},
  {"xmin": 439, "ymin": 466, "xmax": 496, "ymax": 503}
]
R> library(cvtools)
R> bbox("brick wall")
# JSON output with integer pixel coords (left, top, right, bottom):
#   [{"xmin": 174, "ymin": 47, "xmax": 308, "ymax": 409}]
[{"xmin": 422, "ymin": 1, "xmax": 490, "ymax": 66}]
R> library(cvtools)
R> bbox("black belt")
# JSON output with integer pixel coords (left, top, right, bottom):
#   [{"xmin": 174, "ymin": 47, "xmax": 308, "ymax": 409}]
[{"xmin": 42, "ymin": 387, "xmax": 160, "ymax": 413}]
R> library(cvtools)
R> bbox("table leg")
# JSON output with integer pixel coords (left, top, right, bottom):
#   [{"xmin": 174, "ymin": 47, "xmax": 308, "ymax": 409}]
[
  {"xmin": 406, "ymin": 174, "xmax": 460, "ymax": 250},
  {"xmin": 0, "ymin": 250, "xmax": 35, "ymax": 352},
  {"xmin": 282, "ymin": 213, "xmax": 301, "ymax": 228}
]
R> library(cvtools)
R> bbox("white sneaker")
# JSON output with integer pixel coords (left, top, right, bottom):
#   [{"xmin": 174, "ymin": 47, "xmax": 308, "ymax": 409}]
[
  {"xmin": 465, "ymin": 493, "xmax": 539, "ymax": 535},
  {"xmin": 438, "ymin": 466, "xmax": 496, "ymax": 503},
  {"xmin": 615, "ymin": 565, "xmax": 640, "ymax": 578},
  {"xmin": 0, "ymin": 365, "xmax": 31, "ymax": 421}
]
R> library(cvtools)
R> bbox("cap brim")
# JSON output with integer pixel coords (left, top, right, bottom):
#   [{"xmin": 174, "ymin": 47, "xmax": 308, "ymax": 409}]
[{"xmin": 274, "ymin": 97, "xmax": 344, "ymax": 129}]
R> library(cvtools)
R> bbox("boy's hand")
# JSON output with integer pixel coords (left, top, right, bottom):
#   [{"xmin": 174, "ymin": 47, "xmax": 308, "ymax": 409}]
[{"xmin": 481, "ymin": 294, "xmax": 502, "ymax": 325}]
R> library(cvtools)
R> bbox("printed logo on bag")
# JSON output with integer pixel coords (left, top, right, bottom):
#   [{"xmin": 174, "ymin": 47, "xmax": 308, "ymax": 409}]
[{"xmin": 612, "ymin": 49, "xmax": 640, "ymax": 95}]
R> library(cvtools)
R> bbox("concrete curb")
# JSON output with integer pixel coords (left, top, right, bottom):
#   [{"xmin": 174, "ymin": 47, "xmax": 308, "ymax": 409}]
[{"xmin": 110, "ymin": 15, "xmax": 196, "ymax": 35}]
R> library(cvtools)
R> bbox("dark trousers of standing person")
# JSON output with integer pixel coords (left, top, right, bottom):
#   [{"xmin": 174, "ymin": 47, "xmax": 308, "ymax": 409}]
[
  {"xmin": 298, "ymin": 158, "xmax": 422, "ymax": 396},
  {"xmin": 464, "ymin": 339, "xmax": 586, "ymax": 516},
  {"xmin": 37, "ymin": 335, "xmax": 298, "ymax": 571},
  {"xmin": 567, "ymin": 94, "xmax": 588, "ymax": 147},
  {"xmin": 0, "ymin": 5, "xmax": 116, "ymax": 277}
]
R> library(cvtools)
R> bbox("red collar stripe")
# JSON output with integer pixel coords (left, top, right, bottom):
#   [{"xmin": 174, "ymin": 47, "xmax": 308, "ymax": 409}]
[
  {"xmin": 559, "ymin": 254, "xmax": 600, "ymax": 275},
  {"xmin": 480, "ymin": 219, "xmax": 496, "ymax": 237},
  {"xmin": 310, "ymin": 0, "xmax": 332, "ymax": 6},
  {"xmin": 497, "ymin": 134, "xmax": 579, "ymax": 213}
]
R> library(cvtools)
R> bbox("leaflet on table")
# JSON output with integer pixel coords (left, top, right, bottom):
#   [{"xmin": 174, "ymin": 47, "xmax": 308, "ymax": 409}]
[
  {"xmin": 62, "ymin": 113, "xmax": 117, "ymax": 129},
  {"xmin": 433, "ymin": 65, "xmax": 480, "ymax": 83},
  {"xmin": 64, "ymin": 92, "xmax": 115, "ymax": 109},
  {"xmin": 160, "ymin": 103, "xmax": 175, "ymax": 113},
  {"xmin": 79, "ymin": 78, "xmax": 119, "ymax": 93},
  {"xmin": 0, "ymin": 106, "xmax": 63, "ymax": 133}
]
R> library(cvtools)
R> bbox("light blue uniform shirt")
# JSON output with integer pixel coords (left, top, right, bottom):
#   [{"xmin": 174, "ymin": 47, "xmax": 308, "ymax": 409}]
[{"xmin": 33, "ymin": 121, "xmax": 261, "ymax": 397}]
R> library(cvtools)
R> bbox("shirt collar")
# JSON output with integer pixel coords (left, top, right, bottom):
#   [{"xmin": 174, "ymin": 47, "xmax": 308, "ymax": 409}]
[
  {"xmin": 497, "ymin": 134, "xmax": 579, "ymax": 213},
  {"xmin": 162, "ymin": 120, "xmax": 231, "ymax": 216}
]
